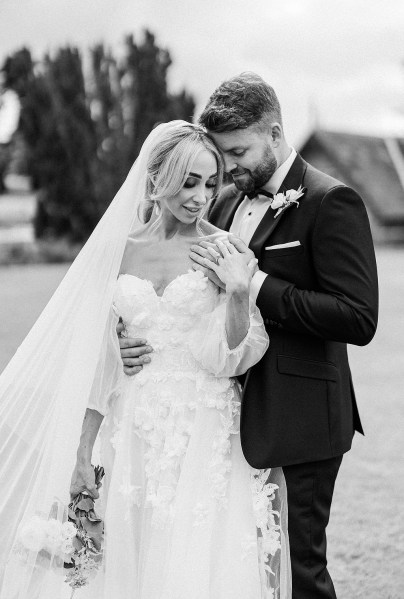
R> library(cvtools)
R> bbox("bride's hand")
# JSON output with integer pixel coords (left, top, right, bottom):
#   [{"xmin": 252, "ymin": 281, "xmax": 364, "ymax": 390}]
[
  {"xmin": 190, "ymin": 240, "xmax": 226, "ymax": 290},
  {"xmin": 70, "ymin": 461, "xmax": 99, "ymax": 500},
  {"xmin": 207, "ymin": 239, "xmax": 258, "ymax": 293}
]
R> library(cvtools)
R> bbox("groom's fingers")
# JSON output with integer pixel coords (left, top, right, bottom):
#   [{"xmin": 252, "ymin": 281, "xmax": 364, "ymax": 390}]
[
  {"xmin": 123, "ymin": 356, "xmax": 151, "ymax": 367},
  {"xmin": 123, "ymin": 365, "xmax": 143, "ymax": 376},
  {"xmin": 119, "ymin": 337, "xmax": 150, "ymax": 350},
  {"xmin": 119, "ymin": 338, "xmax": 154, "ymax": 377}
]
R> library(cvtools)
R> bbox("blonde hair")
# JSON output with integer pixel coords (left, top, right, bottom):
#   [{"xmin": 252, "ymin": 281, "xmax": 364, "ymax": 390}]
[{"xmin": 142, "ymin": 122, "xmax": 223, "ymax": 222}]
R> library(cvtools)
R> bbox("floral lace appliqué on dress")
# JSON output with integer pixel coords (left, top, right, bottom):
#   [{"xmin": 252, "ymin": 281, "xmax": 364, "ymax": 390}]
[{"xmin": 87, "ymin": 270, "xmax": 288, "ymax": 599}]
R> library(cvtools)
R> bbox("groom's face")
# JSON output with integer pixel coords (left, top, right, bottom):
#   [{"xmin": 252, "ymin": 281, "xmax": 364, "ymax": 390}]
[{"xmin": 209, "ymin": 126, "xmax": 278, "ymax": 194}]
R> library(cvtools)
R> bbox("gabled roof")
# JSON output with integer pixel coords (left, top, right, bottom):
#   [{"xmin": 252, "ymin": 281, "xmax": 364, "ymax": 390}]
[{"xmin": 299, "ymin": 130, "xmax": 404, "ymax": 225}]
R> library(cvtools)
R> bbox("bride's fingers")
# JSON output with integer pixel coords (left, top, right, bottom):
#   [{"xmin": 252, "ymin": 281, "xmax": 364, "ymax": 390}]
[
  {"xmin": 190, "ymin": 245, "xmax": 209, "ymax": 257},
  {"xmin": 190, "ymin": 248, "xmax": 214, "ymax": 266},
  {"xmin": 204, "ymin": 257, "xmax": 219, "ymax": 273},
  {"xmin": 207, "ymin": 247, "xmax": 221, "ymax": 261},
  {"xmin": 199, "ymin": 241, "xmax": 218, "ymax": 250}
]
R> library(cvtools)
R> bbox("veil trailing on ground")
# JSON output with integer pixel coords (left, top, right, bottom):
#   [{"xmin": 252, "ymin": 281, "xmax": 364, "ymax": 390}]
[{"xmin": 0, "ymin": 120, "xmax": 291, "ymax": 599}]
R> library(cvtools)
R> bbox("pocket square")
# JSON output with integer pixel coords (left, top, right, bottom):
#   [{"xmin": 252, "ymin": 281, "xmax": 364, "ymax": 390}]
[{"xmin": 265, "ymin": 241, "xmax": 301, "ymax": 250}]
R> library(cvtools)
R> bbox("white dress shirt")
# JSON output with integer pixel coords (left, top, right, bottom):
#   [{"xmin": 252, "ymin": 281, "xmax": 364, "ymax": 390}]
[{"xmin": 229, "ymin": 148, "xmax": 297, "ymax": 302}]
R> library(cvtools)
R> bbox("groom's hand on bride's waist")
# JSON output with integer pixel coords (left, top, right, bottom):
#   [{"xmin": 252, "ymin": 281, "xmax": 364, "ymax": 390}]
[{"xmin": 116, "ymin": 321, "xmax": 154, "ymax": 376}]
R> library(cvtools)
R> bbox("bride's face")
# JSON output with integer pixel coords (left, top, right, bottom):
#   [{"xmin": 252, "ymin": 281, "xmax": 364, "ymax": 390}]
[{"xmin": 161, "ymin": 149, "xmax": 218, "ymax": 225}]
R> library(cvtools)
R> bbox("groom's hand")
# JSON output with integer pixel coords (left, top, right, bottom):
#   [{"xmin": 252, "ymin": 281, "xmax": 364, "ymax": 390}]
[
  {"xmin": 227, "ymin": 235, "xmax": 257, "ymax": 266},
  {"xmin": 116, "ymin": 321, "xmax": 153, "ymax": 376}
]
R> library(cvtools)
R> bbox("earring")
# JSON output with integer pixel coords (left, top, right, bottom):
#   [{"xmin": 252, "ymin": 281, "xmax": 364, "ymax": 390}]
[{"xmin": 153, "ymin": 200, "xmax": 161, "ymax": 216}]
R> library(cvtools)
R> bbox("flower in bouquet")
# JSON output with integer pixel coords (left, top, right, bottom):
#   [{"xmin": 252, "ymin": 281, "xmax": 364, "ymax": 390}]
[
  {"xmin": 64, "ymin": 465, "xmax": 105, "ymax": 595},
  {"xmin": 18, "ymin": 516, "xmax": 76, "ymax": 558}
]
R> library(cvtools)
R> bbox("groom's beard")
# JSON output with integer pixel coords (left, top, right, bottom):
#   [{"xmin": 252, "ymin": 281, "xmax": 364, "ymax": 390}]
[{"xmin": 230, "ymin": 146, "xmax": 277, "ymax": 193}]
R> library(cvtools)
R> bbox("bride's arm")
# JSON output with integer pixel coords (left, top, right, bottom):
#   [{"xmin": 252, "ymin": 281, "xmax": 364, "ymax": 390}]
[
  {"xmin": 225, "ymin": 286, "xmax": 250, "ymax": 349},
  {"xmin": 208, "ymin": 239, "xmax": 257, "ymax": 349},
  {"xmin": 70, "ymin": 304, "xmax": 122, "ymax": 499},
  {"xmin": 188, "ymin": 238, "xmax": 268, "ymax": 377},
  {"xmin": 70, "ymin": 408, "xmax": 103, "ymax": 499}
]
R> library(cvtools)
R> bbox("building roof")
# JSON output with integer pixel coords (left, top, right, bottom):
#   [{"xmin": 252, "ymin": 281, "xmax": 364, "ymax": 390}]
[{"xmin": 299, "ymin": 130, "xmax": 404, "ymax": 225}]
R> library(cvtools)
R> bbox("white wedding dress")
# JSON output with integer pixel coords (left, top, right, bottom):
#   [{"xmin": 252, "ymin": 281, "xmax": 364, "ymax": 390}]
[{"xmin": 80, "ymin": 269, "xmax": 288, "ymax": 599}]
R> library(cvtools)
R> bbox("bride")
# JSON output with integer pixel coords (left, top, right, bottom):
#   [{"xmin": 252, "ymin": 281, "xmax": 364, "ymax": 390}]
[{"xmin": 0, "ymin": 121, "xmax": 290, "ymax": 598}]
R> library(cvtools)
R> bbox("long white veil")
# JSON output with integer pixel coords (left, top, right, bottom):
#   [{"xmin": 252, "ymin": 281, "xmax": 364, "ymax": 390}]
[{"xmin": 0, "ymin": 121, "xmax": 193, "ymax": 598}]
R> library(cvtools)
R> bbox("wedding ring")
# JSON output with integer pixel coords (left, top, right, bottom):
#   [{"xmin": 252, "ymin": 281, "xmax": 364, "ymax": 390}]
[{"xmin": 207, "ymin": 247, "xmax": 221, "ymax": 263}]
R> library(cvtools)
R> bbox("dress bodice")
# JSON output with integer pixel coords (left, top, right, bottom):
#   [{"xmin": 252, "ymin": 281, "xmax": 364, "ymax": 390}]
[{"xmin": 114, "ymin": 270, "xmax": 219, "ymax": 375}]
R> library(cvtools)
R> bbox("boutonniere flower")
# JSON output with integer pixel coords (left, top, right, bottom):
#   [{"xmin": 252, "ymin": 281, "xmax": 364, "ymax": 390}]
[{"xmin": 271, "ymin": 185, "xmax": 307, "ymax": 219}]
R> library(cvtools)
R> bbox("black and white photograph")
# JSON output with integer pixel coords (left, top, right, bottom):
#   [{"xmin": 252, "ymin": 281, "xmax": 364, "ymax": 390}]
[{"xmin": 0, "ymin": 1, "xmax": 403, "ymax": 597}]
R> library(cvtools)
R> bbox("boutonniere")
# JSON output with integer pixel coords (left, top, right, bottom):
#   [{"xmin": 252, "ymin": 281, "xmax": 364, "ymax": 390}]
[{"xmin": 270, "ymin": 185, "xmax": 307, "ymax": 219}]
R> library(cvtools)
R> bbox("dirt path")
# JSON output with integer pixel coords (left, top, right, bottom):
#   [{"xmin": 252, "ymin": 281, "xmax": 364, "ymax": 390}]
[{"xmin": 0, "ymin": 250, "xmax": 403, "ymax": 597}]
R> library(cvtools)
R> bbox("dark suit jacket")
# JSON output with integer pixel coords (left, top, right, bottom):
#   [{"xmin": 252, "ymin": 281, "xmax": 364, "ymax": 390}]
[{"xmin": 209, "ymin": 154, "xmax": 378, "ymax": 469}]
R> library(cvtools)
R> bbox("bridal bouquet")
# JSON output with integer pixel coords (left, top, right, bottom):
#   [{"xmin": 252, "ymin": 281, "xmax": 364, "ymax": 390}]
[
  {"xmin": 16, "ymin": 466, "xmax": 105, "ymax": 598},
  {"xmin": 64, "ymin": 465, "xmax": 105, "ymax": 594}
]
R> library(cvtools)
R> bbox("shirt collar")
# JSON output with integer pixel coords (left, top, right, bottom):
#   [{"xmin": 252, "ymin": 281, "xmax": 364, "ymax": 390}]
[{"xmin": 262, "ymin": 147, "xmax": 297, "ymax": 195}]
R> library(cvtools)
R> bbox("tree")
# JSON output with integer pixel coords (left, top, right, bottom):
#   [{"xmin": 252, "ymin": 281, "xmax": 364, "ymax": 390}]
[
  {"xmin": 89, "ymin": 43, "xmax": 128, "ymax": 205},
  {"xmin": 35, "ymin": 47, "xmax": 100, "ymax": 240},
  {"xmin": 1, "ymin": 32, "xmax": 195, "ymax": 242},
  {"xmin": 122, "ymin": 31, "xmax": 195, "ymax": 167}
]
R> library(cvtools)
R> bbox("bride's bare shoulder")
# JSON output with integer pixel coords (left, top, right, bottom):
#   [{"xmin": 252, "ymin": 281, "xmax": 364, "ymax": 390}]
[{"xmin": 120, "ymin": 234, "xmax": 153, "ymax": 274}]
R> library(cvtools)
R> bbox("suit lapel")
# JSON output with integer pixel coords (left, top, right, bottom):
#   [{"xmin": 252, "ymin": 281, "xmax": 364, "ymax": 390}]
[
  {"xmin": 224, "ymin": 191, "xmax": 244, "ymax": 231},
  {"xmin": 249, "ymin": 154, "xmax": 308, "ymax": 255},
  {"xmin": 211, "ymin": 188, "xmax": 245, "ymax": 231}
]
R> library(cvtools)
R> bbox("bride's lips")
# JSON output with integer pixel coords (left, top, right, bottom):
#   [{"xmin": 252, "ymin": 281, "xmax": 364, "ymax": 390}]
[{"xmin": 183, "ymin": 206, "xmax": 201, "ymax": 215}]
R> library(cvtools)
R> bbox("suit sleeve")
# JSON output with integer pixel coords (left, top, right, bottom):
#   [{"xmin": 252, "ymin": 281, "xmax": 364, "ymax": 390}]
[{"xmin": 256, "ymin": 186, "xmax": 379, "ymax": 346}]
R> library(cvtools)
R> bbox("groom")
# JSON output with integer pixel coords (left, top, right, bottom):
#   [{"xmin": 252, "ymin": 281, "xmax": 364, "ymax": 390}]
[{"xmin": 119, "ymin": 73, "xmax": 378, "ymax": 598}]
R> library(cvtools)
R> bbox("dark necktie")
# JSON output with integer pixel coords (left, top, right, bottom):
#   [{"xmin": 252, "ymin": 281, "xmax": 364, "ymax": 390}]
[{"xmin": 246, "ymin": 189, "xmax": 274, "ymax": 200}]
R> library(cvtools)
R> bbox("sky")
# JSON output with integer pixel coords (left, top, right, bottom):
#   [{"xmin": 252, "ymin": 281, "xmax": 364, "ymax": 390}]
[{"xmin": 1, "ymin": 0, "xmax": 404, "ymax": 144}]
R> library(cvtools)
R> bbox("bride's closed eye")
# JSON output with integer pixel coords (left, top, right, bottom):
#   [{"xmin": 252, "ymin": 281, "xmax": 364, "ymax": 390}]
[
  {"xmin": 183, "ymin": 178, "xmax": 217, "ymax": 189},
  {"xmin": 183, "ymin": 179, "xmax": 197, "ymax": 189}
]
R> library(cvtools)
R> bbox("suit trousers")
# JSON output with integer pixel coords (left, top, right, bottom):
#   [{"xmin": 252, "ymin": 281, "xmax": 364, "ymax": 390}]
[{"xmin": 283, "ymin": 455, "xmax": 343, "ymax": 599}]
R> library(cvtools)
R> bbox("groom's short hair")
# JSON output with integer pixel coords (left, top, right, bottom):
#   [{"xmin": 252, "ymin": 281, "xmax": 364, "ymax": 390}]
[{"xmin": 199, "ymin": 72, "xmax": 282, "ymax": 132}]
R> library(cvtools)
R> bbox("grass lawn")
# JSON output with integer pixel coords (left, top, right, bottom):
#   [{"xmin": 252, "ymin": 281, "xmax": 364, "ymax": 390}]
[{"xmin": 0, "ymin": 249, "xmax": 403, "ymax": 597}]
